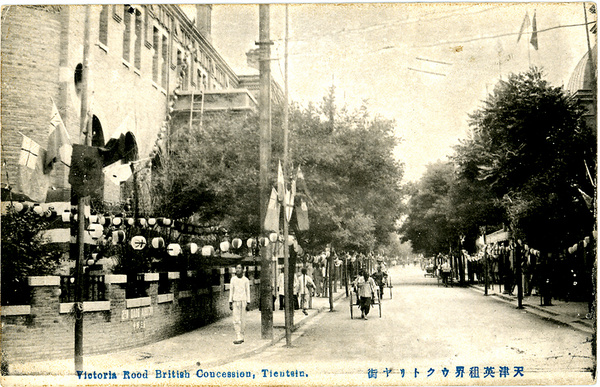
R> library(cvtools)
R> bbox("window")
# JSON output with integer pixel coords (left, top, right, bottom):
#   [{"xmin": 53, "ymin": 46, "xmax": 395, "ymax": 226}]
[
  {"xmin": 74, "ymin": 63, "xmax": 83, "ymax": 94},
  {"xmin": 98, "ymin": 5, "xmax": 108, "ymax": 46},
  {"xmin": 134, "ymin": 10, "xmax": 142, "ymax": 69},
  {"xmin": 161, "ymin": 35, "xmax": 168, "ymax": 89},
  {"xmin": 152, "ymin": 27, "xmax": 159, "ymax": 83},
  {"xmin": 122, "ymin": 8, "xmax": 131, "ymax": 62}
]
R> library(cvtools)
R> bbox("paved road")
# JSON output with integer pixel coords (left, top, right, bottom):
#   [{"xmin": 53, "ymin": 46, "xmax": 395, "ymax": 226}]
[{"xmin": 220, "ymin": 265, "xmax": 594, "ymax": 385}]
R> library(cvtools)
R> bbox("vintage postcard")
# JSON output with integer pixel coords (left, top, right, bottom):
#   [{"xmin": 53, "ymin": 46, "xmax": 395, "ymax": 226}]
[{"xmin": 0, "ymin": 3, "xmax": 597, "ymax": 386}]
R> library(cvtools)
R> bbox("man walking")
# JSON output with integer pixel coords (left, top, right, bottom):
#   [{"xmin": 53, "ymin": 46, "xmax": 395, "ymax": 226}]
[
  {"xmin": 229, "ymin": 264, "xmax": 250, "ymax": 344},
  {"xmin": 297, "ymin": 267, "xmax": 316, "ymax": 315}
]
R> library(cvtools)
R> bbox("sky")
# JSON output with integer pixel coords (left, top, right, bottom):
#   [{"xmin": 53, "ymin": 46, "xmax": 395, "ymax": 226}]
[{"xmin": 190, "ymin": 3, "xmax": 595, "ymax": 182}]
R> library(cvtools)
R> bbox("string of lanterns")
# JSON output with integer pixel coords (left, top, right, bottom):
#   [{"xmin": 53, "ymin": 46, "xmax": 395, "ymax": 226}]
[{"xmin": 5, "ymin": 202, "xmax": 304, "ymax": 265}]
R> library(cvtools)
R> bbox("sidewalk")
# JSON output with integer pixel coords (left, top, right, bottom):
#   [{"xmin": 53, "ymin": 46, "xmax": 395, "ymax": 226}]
[
  {"xmin": 8, "ymin": 289, "xmax": 347, "ymax": 376},
  {"xmin": 469, "ymin": 283, "xmax": 594, "ymax": 335}
]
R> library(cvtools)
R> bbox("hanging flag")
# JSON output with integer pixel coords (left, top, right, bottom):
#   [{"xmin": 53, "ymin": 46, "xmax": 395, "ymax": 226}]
[
  {"xmin": 286, "ymin": 177, "xmax": 296, "ymax": 222},
  {"xmin": 103, "ymin": 161, "xmax": 133, "ymax": 185},
  {"xmin": 530, "ymin": 11, "xmax": 538, "ymax": 50},
  {"xmin": 264, "ymin": 187, "xmax": 280, "ymax": 232},
  {"xmin": 517, "ymin": 11, "xmax": 530, "ymax": 43},
  {"xmin": 277, "ymin": 160, "xmax": 285, "ymax": 202},
  {"xmin": 296, "ymin": 166, "xmax": 314, "ymax": 204},
  {"xmin": 16, "ymin": 134, "xmax": 50, "ymax": 202},
  {"xmin": 45, "ymin": 100, "xmax": 72, "ymax": 172},
  {"xmin": 295, "ymin": 198, "xmax": 309, "ymax": 231}
]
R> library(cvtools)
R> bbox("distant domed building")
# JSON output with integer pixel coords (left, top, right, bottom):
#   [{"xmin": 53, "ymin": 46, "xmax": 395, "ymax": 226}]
[{"xmin": 566, "ymin": 44, "xmax": 597, "ymax": 131}]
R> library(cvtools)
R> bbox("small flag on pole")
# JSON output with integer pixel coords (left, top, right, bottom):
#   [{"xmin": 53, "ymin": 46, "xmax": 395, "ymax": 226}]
[
  {"xmin": 530, "ymin": 11, "xmax": 538, "ymax": 50},
  {"xmin": 295, "ymin": 199, "xmax": 309, "ymax": 231},
  {"xmin": 264, "ymin": 187, "xmax": 280, "ymax": 232},
  {"xmin": 277, "ymin": 160, "xmax": 285, "ymax": 202},
  {"xmin": 517, "ymin": 11, "xmax": 530, "ymax": 43},
  {"xmin": 45, "ymin": 100, "xmax": 72, "ymax": 171},
  {"xmin": 17, "ymin": 133, "xmax": 50, "ymax": 202}
]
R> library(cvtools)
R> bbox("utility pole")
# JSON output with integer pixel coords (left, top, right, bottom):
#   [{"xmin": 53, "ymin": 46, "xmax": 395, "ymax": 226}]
[
  {"xmin": 516, "ymin": 240, "xmax": 524, "ymax": 309},
  {"xmin": 282, "ymin": 4, "xmax": 292, "ymax": 347},
  {"xmin": 74, "ymin": 5, "xmax": 92, "ymax": 372},
  {"xmin": 480, "ymin": 226, "xmax": 488, "ymax": 296},
  {"xmin": 258, "ymin": 4, "xmax": 273, "ymax": 340}
]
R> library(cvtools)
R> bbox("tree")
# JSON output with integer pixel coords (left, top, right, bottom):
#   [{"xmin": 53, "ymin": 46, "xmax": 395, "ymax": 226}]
[
  {"xmin": 456, "ymin": 67, "xmax": 595, "ymax": 250},
  {"xmin": 1, "ymin": 210, "xmax": 62, "ymax": 305},
  {"xmin": 153, "ymin": 91, "xmax": 405, "ymax": 254}
]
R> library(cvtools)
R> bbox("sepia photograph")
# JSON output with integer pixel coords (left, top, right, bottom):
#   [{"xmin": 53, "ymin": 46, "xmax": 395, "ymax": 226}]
[{"xmin": 0, "ymin": 2, "xmax": 597, "ymax": 386}]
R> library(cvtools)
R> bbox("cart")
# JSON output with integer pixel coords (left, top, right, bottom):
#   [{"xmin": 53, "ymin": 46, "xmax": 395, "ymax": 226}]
[
  {"xmin": 424, "ymin": 264, "xmax": 435, "ymax": 278},
  {"xmin": 349, "ymin": 288, "xmax": 382, "ymax": 319}
]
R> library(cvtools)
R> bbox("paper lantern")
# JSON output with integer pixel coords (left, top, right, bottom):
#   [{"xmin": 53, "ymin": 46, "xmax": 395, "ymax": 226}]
[
  {"xmin": 593, "ymin": 230, "xmax": 598, "ymax": 240},
  {"xmin": 162, "ymin": 218, "xmax": 172, "ymax": 226},
  {"xmin": 98, "ymin": 215, "xmax": 106, "ymax": 225},
  {"xmin": 232, "ymin": 238, "xmax": 243, "ymax": 249},
  {"xmin": 151, "ymin": 237, "xmax": 165, "ymax": 249},
  {"xmin": 148, "ymin": 218, "xmax": 157, "ymax": 226},
  {"xmin": 87, "ymin": 224, "xmax": 104, "ymax": 239},
  {"xmin": 246, "ymin": 238, "xmax": 256, "ymax": 248},
  {"xmin": 32, "ymin": 205, "xmax": 43, "ymax": 216},
  {"xmin": 138, "ymin": 218, "xmax": 147, "ymax": 227},
  {"xmin": 130, "ymin": 236, "xmax": 147, "ymax": 250},
  {"xmin": 167, "ymin": 243, "xmax": 181, "ymax": 256},
  {"xmin": 86, "ymin": 259, "xmax": 95, "ymax": 266},
  {"xmin": 112, "ymin": 217, "xmax": 122, "ymax": 226},
  {"xmin": 44, "ymin": 210, "xmax": 53, "ymax": 218},
  {"xmin": 584, "ymin": 236, "xmax": 591, "ymax": 247},
  {"xmin": 61, "ymin": 211, "xmax": 71, "ymax": 223},
  {"xmin": 11, "ymin": 202, "xmax": 24, "ymax": 212},
  {"xmin": 287, "ymin": 235, "xmax": 295, "ymax": 245},
  {"xmin": 269, "ymin": 233, "xmax": 278, "ymax": 243},
  {"xmin": 259, "ymin": 237, "xmax": 269, "ymax": 247},
  {"xmin": 201, "ymin": 245, "xmax": 215, "ymax": 257},
  {"xmin": 187, "ymin": 243, "xmax": 198, "ymax": 254},
  {"xmin": 220, "ymin": 241, "xmax": 230, "ymax": 252},
  {"xmin": 89, "ymin": 215, "xmax": 98, "ymax": 223},
  {"xmin": 126, "ymin": 218, "xmax": 135, "ymax": 226}
]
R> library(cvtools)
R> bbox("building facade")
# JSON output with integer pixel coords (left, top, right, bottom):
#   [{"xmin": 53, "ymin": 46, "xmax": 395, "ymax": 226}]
[{"xmin": 1, "ymin": 5, "xmax": 260, "ymax": 207}]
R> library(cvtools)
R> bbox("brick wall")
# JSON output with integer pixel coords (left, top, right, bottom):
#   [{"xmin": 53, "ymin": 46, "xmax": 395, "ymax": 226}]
[
  {"xmin": 1, "ymin": 268, "xmax": 261, "ymax": 363},
  {"xmin": 1, "ymin": 6, "xmax": 62, "ymax": 189}
]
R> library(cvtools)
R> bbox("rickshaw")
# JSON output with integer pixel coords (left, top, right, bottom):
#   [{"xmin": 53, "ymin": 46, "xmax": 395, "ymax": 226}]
[{"xmin": 349, "ymin": 286, "xmax": 382, "ymax": 319}]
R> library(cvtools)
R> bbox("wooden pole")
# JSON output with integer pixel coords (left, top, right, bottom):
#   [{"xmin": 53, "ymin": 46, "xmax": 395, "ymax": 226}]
[
  {"xmin": 282, "ymin": 4, "xmax": 292, "ymax": 347},
  {"xmin": 258, "ymin": 4, "xmax": 273, "ymax": 340},
  {"xmin": 74, "ymin": 4, "xmax": 91, "ymax": 372}
]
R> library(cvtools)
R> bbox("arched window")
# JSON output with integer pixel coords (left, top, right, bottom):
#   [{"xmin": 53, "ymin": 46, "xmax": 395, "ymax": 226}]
[{"xmin": 91, "ymin": 115, "xmax": 105, "ymax": 147}]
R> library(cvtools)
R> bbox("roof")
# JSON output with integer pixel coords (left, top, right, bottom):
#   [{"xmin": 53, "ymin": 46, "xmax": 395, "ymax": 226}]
[{"xmin": 566, "ymin": 45, "xmax": 597, "ymax": 94}]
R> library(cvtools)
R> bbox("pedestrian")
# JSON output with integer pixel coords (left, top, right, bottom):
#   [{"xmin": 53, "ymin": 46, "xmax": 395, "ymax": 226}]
[
  {"xmin": 277, "ymin": 267, "xmax": 285, "ymax": 310},
  {"xmin": 298, "ymin": 267, "xmax": 316, "ymax": 315},
  {"xmin": 293, "ymin": 268, "xmax": 301, "ymax": 310},
  {"xmin": 229, "ymin": 264, "xmax": 250, "ymax": 344},
  {"xmin": 356, "ymin": 270, "xmax": 377, "ymax": 320},
  {"xmin": 313, "ymin": 262, "xmax": 323, "ymax": 297},
  {"xmin": 371, "ymin": 265, "xmax": 388, "ymax": 299}
]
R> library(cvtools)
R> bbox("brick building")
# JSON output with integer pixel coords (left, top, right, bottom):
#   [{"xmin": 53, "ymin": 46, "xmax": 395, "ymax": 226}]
[{"xmin": 1, "ymin": 5, "xmax": 271, "ymax": 207}]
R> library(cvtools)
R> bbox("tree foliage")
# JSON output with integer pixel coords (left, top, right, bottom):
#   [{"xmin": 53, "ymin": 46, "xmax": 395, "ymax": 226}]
[
  {"xmin": 1, "ymin": 211, "xmax": 62, "ymax": 304},
  {"xmin": 153, "ymin": 90, "xmax": 405, "ymax": 253},
  {"xmin": 401, "ymin": 68, "xmax": 595, "ymax": 257}
]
